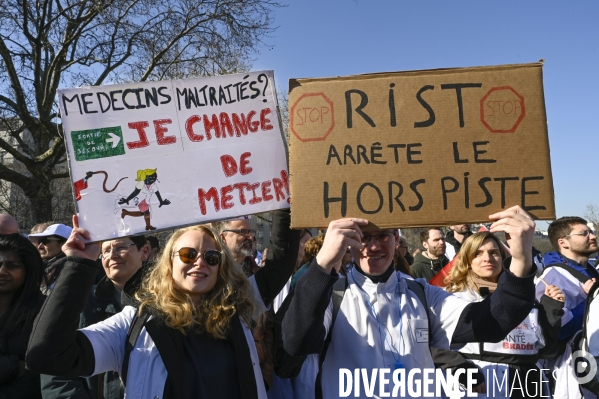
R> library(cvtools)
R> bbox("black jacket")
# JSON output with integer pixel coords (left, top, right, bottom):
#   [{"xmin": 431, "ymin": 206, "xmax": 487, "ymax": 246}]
[
  {"xmin": 410, "ymin": 252, "xmax": 450, "ymax": 282},
  {"xmin": 445, "ymin": 229, "xmax": 472, "ymax": 257},
  {"xmin": 39, "ymin": 270, "xmax": 143, "ymax": 399},
  {"xmin": 27, "ymin": 209, "xmax": 299, "ymax": 399},
  {"xmin": 0, "ymin": 291, "xmax": 45, "ymax": 399}
]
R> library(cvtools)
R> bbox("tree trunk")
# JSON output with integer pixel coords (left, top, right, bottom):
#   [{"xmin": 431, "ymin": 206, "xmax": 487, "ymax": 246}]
[{"xmin": 23, "ymin": 179, "xmax": 54, "ymax": 223}]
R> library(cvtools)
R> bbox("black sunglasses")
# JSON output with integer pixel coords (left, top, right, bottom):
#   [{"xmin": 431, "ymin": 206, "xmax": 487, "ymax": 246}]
[
  {"xmin": 34, "ymin": 237, "xmax": 63, "ymax": 246},
  {"xmin": 172, "ymin": 247, "xmax": 222, "ymax": 266}
]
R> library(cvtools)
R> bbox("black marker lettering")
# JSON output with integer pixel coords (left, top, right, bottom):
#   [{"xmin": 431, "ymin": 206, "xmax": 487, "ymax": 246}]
[
  {"xmin": 493, "ymin": 177, "xmax": 519, "ymax": 208},
  {"xmin": 475, "ymin": 177, "xmax": 493, "ymax": 208},
  {"xmin": 324, "ymin": 182, "xmax": 347, "ymax": 218},
  {"xmin": 357, "ymin": 183, "xmax": 383, "ymax": 214},
  {"xmin": 407, "ymin": 143, "xmax": 423, "ymax": 164},
  {"xmin": 249, "ymin": 81, "xmax": 261, "ymax": 99},
  {"xmin": 209, "ymin": 87, "xmax": 218, "ymax": 106},
  {"xmin": 521, "ymin": 176, "xmax": 546, "ymax": 212},
  {"xmin": 81, "ymin": 93, "xmax": 97, "ymax": 114},
  {"xmin": 441, "ymin": 176, "xmax": 459, "ymax": 210},
  {"xmin": 158, "ymin": 86, "xmax": 171, "ymax": 104},
  {"xmin": 218, "ymin": 86, "xmax": 228, "ymax": 105},
  {"xmin": 326, "ymin": 145, "xmax": 342, "ymax": 165},
  {"xmin": 387, "ymin": 144, "xmax": 406, "ymax": 164},
  {"xmin": 389, "ymin": 83, "xmax": 397, "ymax": 127},
  {"xmin": 440, "ymin": 83, "xmax": 482, "ymax": 127},
  {"xmin": 122, "ymin": 89, "xmax": 137, "ymax": 109},
  {"xmin": 110, "ymin": 90, "xmax": 125, "ymax": 111},
  {"xmin": 344, "ymin": 145, "xmax": 356, "ymax": 165},
  {"xmin": 133, "ymin": 88, "xmax": 145, "ymax": 109},
  {"xmin": 224, "ymin": 84, "xmax": 235, "ymax": 104},
  {"xmin": 357, "ymin": 145, "xmax": 370, "ymax": 164},
  {"xmin": 414, "ymin": 85, "xmax": 435, "ymax": 128},
  {"xmin": 453, "ymin": 142, "xmax": 468, "ymax": 163},
  {"xmin": 176, "ymin": 88, "xmax": 187, "ymax": 110},
  {"xmin": 97, "ymin": 92, "xmax": 111, "ymax": 113},
  {"xmin": 409, "ymin": 179, "xmax": 425, "ymax": 211},
  {"xmin": 199, "ymin": 85, "xmax": 208, "ymax": 106},
  {"xmin": 473, "ymin": 141, "xmax": 496, "ymax": 163},
  {"xmin": 345, "ymin": 89, "xmax": 376, "ymax": 128},
  {"xmin": 62, "ymin": 94, "xmax": 82, "ymax": 116},
  {"xmin": 145, "ymin": 88, "xmax": 159, "ymax": 107},
  {"xmin": 371, "ymin": 142, "xmax": 386, "ymax": 164},
  {"xmin": 464, "ymin": 172, "xmax": 470, "ymax": 209},
  {"xmin": 240, "ymin": 81, "xmax": 250, "ymax": 100},
  {"xmin": 388, "ymin": 181, "xmax": 405, "ymax": 212}
]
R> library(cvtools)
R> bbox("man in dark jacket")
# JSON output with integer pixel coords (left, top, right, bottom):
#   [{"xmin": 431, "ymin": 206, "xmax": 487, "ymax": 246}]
[
  {"xmin": 40, "ymin": 235, "xmax": 150, "ymax": 399},
  {"xmin": 445, "ymin": 224, "xmax": 473, "ymax": 260},
  {"xmin": 410, "ymin": 227, "xmax": 449, "ymax": 282}
]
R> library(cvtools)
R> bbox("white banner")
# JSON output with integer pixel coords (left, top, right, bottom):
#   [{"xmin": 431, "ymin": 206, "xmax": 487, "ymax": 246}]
[{"xmin": 59, "ymin": 71, "xmax": 289, "ymax": 241}]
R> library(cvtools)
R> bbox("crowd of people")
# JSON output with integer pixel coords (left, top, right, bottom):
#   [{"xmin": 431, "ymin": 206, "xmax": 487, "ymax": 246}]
[{"xmin": 0, "ymin": 207, "xmax": 597, "ymax": 398}]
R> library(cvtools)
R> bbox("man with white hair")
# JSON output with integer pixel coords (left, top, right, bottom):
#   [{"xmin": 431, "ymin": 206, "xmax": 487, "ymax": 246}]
[{"xmin": 213, "ymin": 217, "xmax": 258, "ymax": 276}]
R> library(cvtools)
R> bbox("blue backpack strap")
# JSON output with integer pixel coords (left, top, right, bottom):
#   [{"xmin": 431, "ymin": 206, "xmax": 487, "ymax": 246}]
[{"xmin": 121, "ymin": 310, "xmax": 149, "ymax": 387}]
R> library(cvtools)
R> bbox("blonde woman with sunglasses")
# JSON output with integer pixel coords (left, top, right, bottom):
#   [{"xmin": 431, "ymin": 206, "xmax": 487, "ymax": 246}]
[{"xmin": 27, "ymin": 210, "xmax": 299, "ymax": 399}]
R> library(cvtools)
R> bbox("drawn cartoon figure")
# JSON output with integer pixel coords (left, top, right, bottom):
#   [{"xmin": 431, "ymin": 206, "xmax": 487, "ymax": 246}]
[
  {"xmin": 118, "ymin": 169, "xmax": 170, "ymax": 231},
  {"xmin": 73, "ymin": 171, "xmax": 128, "ymax": 201}
]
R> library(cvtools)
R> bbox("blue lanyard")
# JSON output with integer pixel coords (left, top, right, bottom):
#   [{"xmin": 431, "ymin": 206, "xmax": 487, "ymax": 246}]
[{"xmin": 350, "ymin": 269, "xmax": 404, "ymax": 370}]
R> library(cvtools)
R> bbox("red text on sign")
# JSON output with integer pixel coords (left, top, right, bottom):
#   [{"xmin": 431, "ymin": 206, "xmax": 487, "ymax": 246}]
[
  {"xmin": 198, "ymin": 170, "xmax": 289, "ymax": 215},
  {"xmin": 186, "ymin": 108, "xmax": 273, "ymax": 143},
  {"xmin": 220, "ymin": 152, "xmax": 253, "ymax": 177},
  {"xmin": 126, "ymin": 119, "xmax": 175, "ymax": 149}
]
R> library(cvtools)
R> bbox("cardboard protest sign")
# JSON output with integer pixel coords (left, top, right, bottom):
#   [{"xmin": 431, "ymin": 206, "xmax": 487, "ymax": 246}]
[
  {"xmin": 59, "ymin": 71, "xmax": 289, "ymax": 241},
  {"xmin": 288, "ymin": 62, "xmax": 555, "ymax": 229}
]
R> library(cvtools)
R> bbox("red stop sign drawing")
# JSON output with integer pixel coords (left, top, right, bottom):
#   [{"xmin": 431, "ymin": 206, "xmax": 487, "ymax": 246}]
[
  {"xmin": 480, "ymin": 86, "xmax": 525, "ymax": 133},
  {"xmin": 290, "ymin": 93, "xmax": 335, "ymax": 142}
]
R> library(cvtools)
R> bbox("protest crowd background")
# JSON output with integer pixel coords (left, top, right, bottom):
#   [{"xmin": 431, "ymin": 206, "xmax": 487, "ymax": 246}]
[{"xmin": 0, "ymin": 209, "xmax": 598, "ymax": 398}]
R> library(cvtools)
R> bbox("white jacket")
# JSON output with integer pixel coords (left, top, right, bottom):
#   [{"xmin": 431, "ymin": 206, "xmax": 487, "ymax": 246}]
[{"xmin": 80, "ymin": 277, "xmax": 268, "ymax": 399}]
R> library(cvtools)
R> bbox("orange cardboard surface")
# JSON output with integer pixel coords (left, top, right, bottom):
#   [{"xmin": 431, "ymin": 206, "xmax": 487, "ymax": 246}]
[{"xmin": 289, "ymin": 63, "xmax": 555, "ymax": 228}]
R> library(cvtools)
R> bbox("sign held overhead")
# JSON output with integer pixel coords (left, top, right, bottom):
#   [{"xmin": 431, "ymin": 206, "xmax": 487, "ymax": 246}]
[
  {"xmin": 60, "ymin": 71, "xmax": 289, "ymax": 242},
  {"xmin": 288, "ymin": 63, "xmax": 555, "ymax": 229}
]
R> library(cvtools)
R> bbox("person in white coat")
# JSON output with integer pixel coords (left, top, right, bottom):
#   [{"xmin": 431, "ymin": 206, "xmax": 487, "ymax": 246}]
[
  {"xmin": 27, "ymin": 210, "xmax": 300, "ymax": 399},
  {"xmin": 445, "ymin": 231, "xmax": 565, "ymax": 398},
  {"xmin": 282, "ymin": 205, "xmax": 541, "ymax": 399}
]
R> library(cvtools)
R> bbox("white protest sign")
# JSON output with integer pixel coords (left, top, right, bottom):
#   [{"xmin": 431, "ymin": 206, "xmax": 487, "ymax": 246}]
[{"xmin": 59, "ymin": 71, "xmax": 289, "ymax": 241}]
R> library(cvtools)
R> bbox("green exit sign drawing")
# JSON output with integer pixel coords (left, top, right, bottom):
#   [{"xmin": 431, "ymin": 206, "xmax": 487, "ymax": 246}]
[{"xmin": 71, "ymin": 126, "xmax": 126, "ymax": 161}]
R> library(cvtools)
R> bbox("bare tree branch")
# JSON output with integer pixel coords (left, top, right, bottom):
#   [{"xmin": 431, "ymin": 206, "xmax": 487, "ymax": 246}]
[{"xmin": 0, "ymin": 0, "xmax": 282, "ymax": 222}]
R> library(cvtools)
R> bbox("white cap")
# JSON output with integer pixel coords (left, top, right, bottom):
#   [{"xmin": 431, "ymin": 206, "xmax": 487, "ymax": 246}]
[{"xmin": 28, "ymin": 224, "xmax": 72, "ymax": 240}]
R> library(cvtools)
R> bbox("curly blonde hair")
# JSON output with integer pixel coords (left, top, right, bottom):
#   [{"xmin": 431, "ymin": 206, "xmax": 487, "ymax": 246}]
[
  {"xmin": 302, "ymin": 235, "xmax": 324, "ymax": 264},
  {"xmin": 136, "ymin": 225, "xmax": 255, "ymax": 339},
  {"xmin": 444, "ymin": 231, "xmax": 508, "ymax": 294}
]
